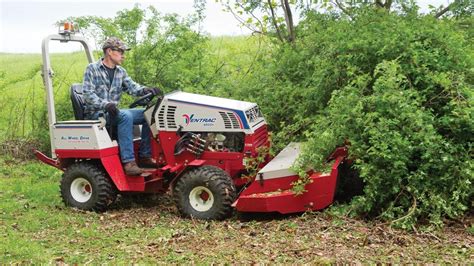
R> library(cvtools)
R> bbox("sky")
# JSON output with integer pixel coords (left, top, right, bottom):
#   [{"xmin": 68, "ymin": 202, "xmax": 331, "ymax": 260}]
[
  {"xmin": 0, "ymin": 0, "xmax": 253, "ymax": 53},
  {"xmin": 0, "ymin": 0, "xmax": 449, "ymax": 53}
]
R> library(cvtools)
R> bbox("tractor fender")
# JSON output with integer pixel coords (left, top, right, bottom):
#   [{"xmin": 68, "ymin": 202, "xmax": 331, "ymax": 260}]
[
  {"xmin": 100, "ymin": 154, "xmax": 129, "ymax": 191},
  {"xmin": 49, "ymin": 147, "xmax": 136, "ymax": 192},
  {"xmin": 166, "ymin": 160, "xmax": 205, "ymax": 195}
]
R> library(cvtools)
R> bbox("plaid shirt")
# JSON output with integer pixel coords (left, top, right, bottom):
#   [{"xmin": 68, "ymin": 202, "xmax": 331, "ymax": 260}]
[{"xmin": 82, "ymin": 58, "xmax": 146, "ymax": 117}]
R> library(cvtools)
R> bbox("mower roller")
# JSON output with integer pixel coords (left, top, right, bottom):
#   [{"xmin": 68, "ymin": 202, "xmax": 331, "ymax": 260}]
[{"xmin": 35, "ymin": 23, "xmax": 348, "ymax": 220}]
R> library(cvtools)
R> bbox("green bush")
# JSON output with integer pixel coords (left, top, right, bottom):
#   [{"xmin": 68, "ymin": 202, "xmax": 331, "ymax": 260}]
[{"xmin": 287, "ymin": 10, "xmax": 473, "ymax": 228}]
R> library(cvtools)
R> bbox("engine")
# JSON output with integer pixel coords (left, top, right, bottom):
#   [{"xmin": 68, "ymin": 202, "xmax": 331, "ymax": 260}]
[
  {"xmin": 202, "ymin": 132, "xmax": 244, "ymax": 152},
  {"xmin": 174, "ymin": 132, "xmax": 245, "ymax": 156}
]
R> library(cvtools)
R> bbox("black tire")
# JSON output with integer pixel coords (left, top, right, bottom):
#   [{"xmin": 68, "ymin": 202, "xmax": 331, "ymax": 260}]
[
  {"xmin": 60, "ymin": 162, "xmax": 117, "ymax": 212},
  {"xmin": 173, "ymin": 166, "xmax": 236, "ymax": 220}
]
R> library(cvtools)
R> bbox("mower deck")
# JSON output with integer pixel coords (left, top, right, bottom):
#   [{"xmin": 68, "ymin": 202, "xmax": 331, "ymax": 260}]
[{"xmin": 234, "ymin": 143, "xmax": 345, "ymax": 214}]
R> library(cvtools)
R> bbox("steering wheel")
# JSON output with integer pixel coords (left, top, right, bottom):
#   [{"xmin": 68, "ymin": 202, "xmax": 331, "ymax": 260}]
[
  {"xmin": 129, "ymin": 91, "xmax": 164, "ymax": 125},
  {"xmin": 129, "ymin": 93, "xmax": 155, "ymax": 108}
]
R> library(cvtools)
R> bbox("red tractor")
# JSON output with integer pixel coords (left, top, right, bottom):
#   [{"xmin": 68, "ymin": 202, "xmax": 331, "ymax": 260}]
[{"xmin": 35, "ymin": 23, "xmax": 348, "ymax": 219}]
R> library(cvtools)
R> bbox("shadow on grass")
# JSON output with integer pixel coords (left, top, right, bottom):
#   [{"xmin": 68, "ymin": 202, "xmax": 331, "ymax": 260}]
[
  {"xmin": 110, "ymin": 193, "xmax": 174, "ymax": 210},
  {"xmin": 107, "ymin": 192, "xmax": 306, "ymax": 222},
  {"xmin": 237, "ymin": 211, "xmax": 310, "ymax": 222}
]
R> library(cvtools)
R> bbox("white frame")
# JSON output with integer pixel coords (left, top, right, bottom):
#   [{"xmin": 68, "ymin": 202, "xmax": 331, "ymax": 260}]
[{"xmin": 41, "ymin": 33, "xmax": 94, "ymax": 158}]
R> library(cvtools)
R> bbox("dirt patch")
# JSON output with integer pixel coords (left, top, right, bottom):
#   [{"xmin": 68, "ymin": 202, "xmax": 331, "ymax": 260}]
[{"xmin": 99, "ymin": 194, "xmax": 473, "ymax": 263}]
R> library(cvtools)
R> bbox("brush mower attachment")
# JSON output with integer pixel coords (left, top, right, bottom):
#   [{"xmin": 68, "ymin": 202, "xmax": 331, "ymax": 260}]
[{"xmin": 234, "ymin": 143, "xmax": 348, "ymax": 214}]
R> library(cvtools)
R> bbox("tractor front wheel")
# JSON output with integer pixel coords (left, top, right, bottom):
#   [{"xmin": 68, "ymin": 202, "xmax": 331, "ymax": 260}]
[
  {"xmin": 60, "ymin": 162, "xmax": 117, "ymax": 212},
  {"xmin": 173, "ymin": 166, "xmax": 236, "ymax": 220}
]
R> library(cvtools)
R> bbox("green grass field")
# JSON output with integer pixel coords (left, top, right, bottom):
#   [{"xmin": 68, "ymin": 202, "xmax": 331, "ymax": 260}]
[{"xmin": 0, "ymin": 52, "xmax": 89, "ymax": 139}]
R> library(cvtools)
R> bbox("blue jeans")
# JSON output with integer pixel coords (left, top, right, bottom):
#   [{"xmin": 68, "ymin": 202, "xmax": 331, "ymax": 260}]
[{"xmin": 90, "ymin": 109, "xmax": 152, "ymax": 163}]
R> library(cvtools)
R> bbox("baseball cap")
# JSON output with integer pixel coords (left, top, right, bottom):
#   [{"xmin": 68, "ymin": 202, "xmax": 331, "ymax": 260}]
[{"xmin": 102, "ymin": 37, "xmax": 131, "ymax": 51}]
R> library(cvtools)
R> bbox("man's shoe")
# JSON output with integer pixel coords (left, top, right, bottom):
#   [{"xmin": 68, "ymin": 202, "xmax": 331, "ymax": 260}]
[
  {"xmin": 137, "ymin": 157, "xmax": 158, "ymax": 168},
  {"xmin": 123, "ymin": 161, "xmax": 144, "ymax": 176}
]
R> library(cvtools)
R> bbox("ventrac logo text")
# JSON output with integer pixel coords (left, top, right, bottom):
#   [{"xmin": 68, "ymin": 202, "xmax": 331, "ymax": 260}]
[{"xmin": 182, "ymin": 114, "xmax": 216, "ymax": 126}]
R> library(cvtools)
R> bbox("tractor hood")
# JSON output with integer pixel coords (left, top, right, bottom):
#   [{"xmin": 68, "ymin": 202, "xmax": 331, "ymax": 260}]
[
  {"xmin": 147, "ymin": 91, "xmax": 266, "ymax": 134},
  {"xmin": 166, "ymin": 91, "xmax": 256, "ymax": 111}
]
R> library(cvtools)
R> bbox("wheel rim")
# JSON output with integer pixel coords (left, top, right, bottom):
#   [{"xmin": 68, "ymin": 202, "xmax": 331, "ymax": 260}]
[
  {"xmin": 70, "ymin": 177, "xmax": 93, "ymax": 203},
  {"xmin": 189, "ymin": 186, "xmax": 214, "ymax": 212}
]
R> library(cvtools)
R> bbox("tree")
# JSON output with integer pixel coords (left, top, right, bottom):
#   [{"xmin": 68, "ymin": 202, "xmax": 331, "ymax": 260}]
[
  {"xmin": 433, "ymin": 0, "xmax": 473, "ymax": 19},
  {"xmin": 61, "ymin": 5, "xmax": 212, "ymax": 92},
  {"xmin": 218, "ymin": 0, "xmax": 296, "ymax": 43},
  {"xmin": 60, "ymin": 4, "xmax": 145, "ymax": 50},
  {"xmin": 218, "ymin": 0, "xmax": 473, "ymax": 43}
]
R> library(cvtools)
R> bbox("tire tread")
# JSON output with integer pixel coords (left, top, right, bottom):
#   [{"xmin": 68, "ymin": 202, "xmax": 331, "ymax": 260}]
[
  {"xmin": 174, "ymin": 166, "xmax": 236, "ymax": 220},
  {"xmin": 60, "ymin": 162, "xmax": 116, "ymax": 212}
]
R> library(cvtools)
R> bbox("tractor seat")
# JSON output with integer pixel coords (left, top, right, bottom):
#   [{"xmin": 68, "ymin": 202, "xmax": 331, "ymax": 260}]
[
  {"xmin": 69, "ymin": 83, "xmax": 141, "ymax": 141},
  {"xmin": 70, "ymin": 83, "xmax": 85, "ymax": 120},
  {"xmin": 69, "ymin": 83, "xmax": 117, "ymax": 139}
]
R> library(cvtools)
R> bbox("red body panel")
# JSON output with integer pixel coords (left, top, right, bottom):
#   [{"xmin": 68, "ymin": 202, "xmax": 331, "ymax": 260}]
[
  {"xmin": 52, "ymin": 146, "xmax": 163, "ymax": 192},
  {"xmin": 100, "ymin": 154, "xmax": 145, "ymax": 191},
  {"xmin": 156, "ymin": 127, "xmax": 269, "ymax": 178},
  {"xmin": 55, "ymin": 147, "xmax": 118, "ymax": 158},
  {"xmin": 44, "ymin": 126, "xmax": 270, "ymax": 194}
]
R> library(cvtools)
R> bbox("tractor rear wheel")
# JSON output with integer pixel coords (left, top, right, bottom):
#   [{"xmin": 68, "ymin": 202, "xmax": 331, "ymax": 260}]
[
  {"xmin": 173, "ymin": 166, "xmax": 236, "ymax": 220},
  {"xmin": 60, "ymin": 162, "xmax": 117, "ymax": 212}
]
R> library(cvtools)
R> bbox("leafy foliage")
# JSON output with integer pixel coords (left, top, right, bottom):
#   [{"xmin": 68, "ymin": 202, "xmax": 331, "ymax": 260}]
[
  {"xmin": 125, "ymin": 10, "xmax": 210, "ymax": 92},
  {"xmin": 67, "ymin": 5, "xmax": 229, "ymax": 96},
  {"xmin": 286, "ymin": 9, "xmax": 473, "ymax": 228}
]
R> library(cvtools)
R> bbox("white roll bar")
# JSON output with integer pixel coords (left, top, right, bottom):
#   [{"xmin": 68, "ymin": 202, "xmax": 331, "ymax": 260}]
[{"xmin": 41, "ymin": 34, "xmax": 95, "ymax": 158}]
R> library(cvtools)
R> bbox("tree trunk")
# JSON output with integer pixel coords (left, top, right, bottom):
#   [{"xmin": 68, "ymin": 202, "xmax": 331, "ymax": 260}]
[
  {"xmin": 267, "ymin": 0, "xmax": 284, "ymax": 42},
  {"xmin": 435, "ymin": 2, "xmax": 456, "ymax": 18},
  {"xmin": 280, "ymin": 0, "xmax": 295, "ymax": 43},
  {"xmin": 375, "ymin": 0, "xmax": 393, "ymax": 10}
]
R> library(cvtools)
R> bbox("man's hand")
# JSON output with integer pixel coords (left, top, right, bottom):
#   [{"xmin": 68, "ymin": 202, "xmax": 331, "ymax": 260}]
[
  {"xmin": 105, "ymin": 102, "xmax": 119, "ymax": 117},
  {"xmin": 144, "ymin": 87, "xmax": 162, "ymax": 96}
]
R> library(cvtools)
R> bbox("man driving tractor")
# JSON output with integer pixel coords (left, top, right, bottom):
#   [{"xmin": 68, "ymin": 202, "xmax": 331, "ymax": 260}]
[
  {"xmin": 35, "ymin": 25, "xmax": 349, "ymax": 218},
  {"xmin": 82, "ymin": 37, "xmax": 160, "ymax": 176}
]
